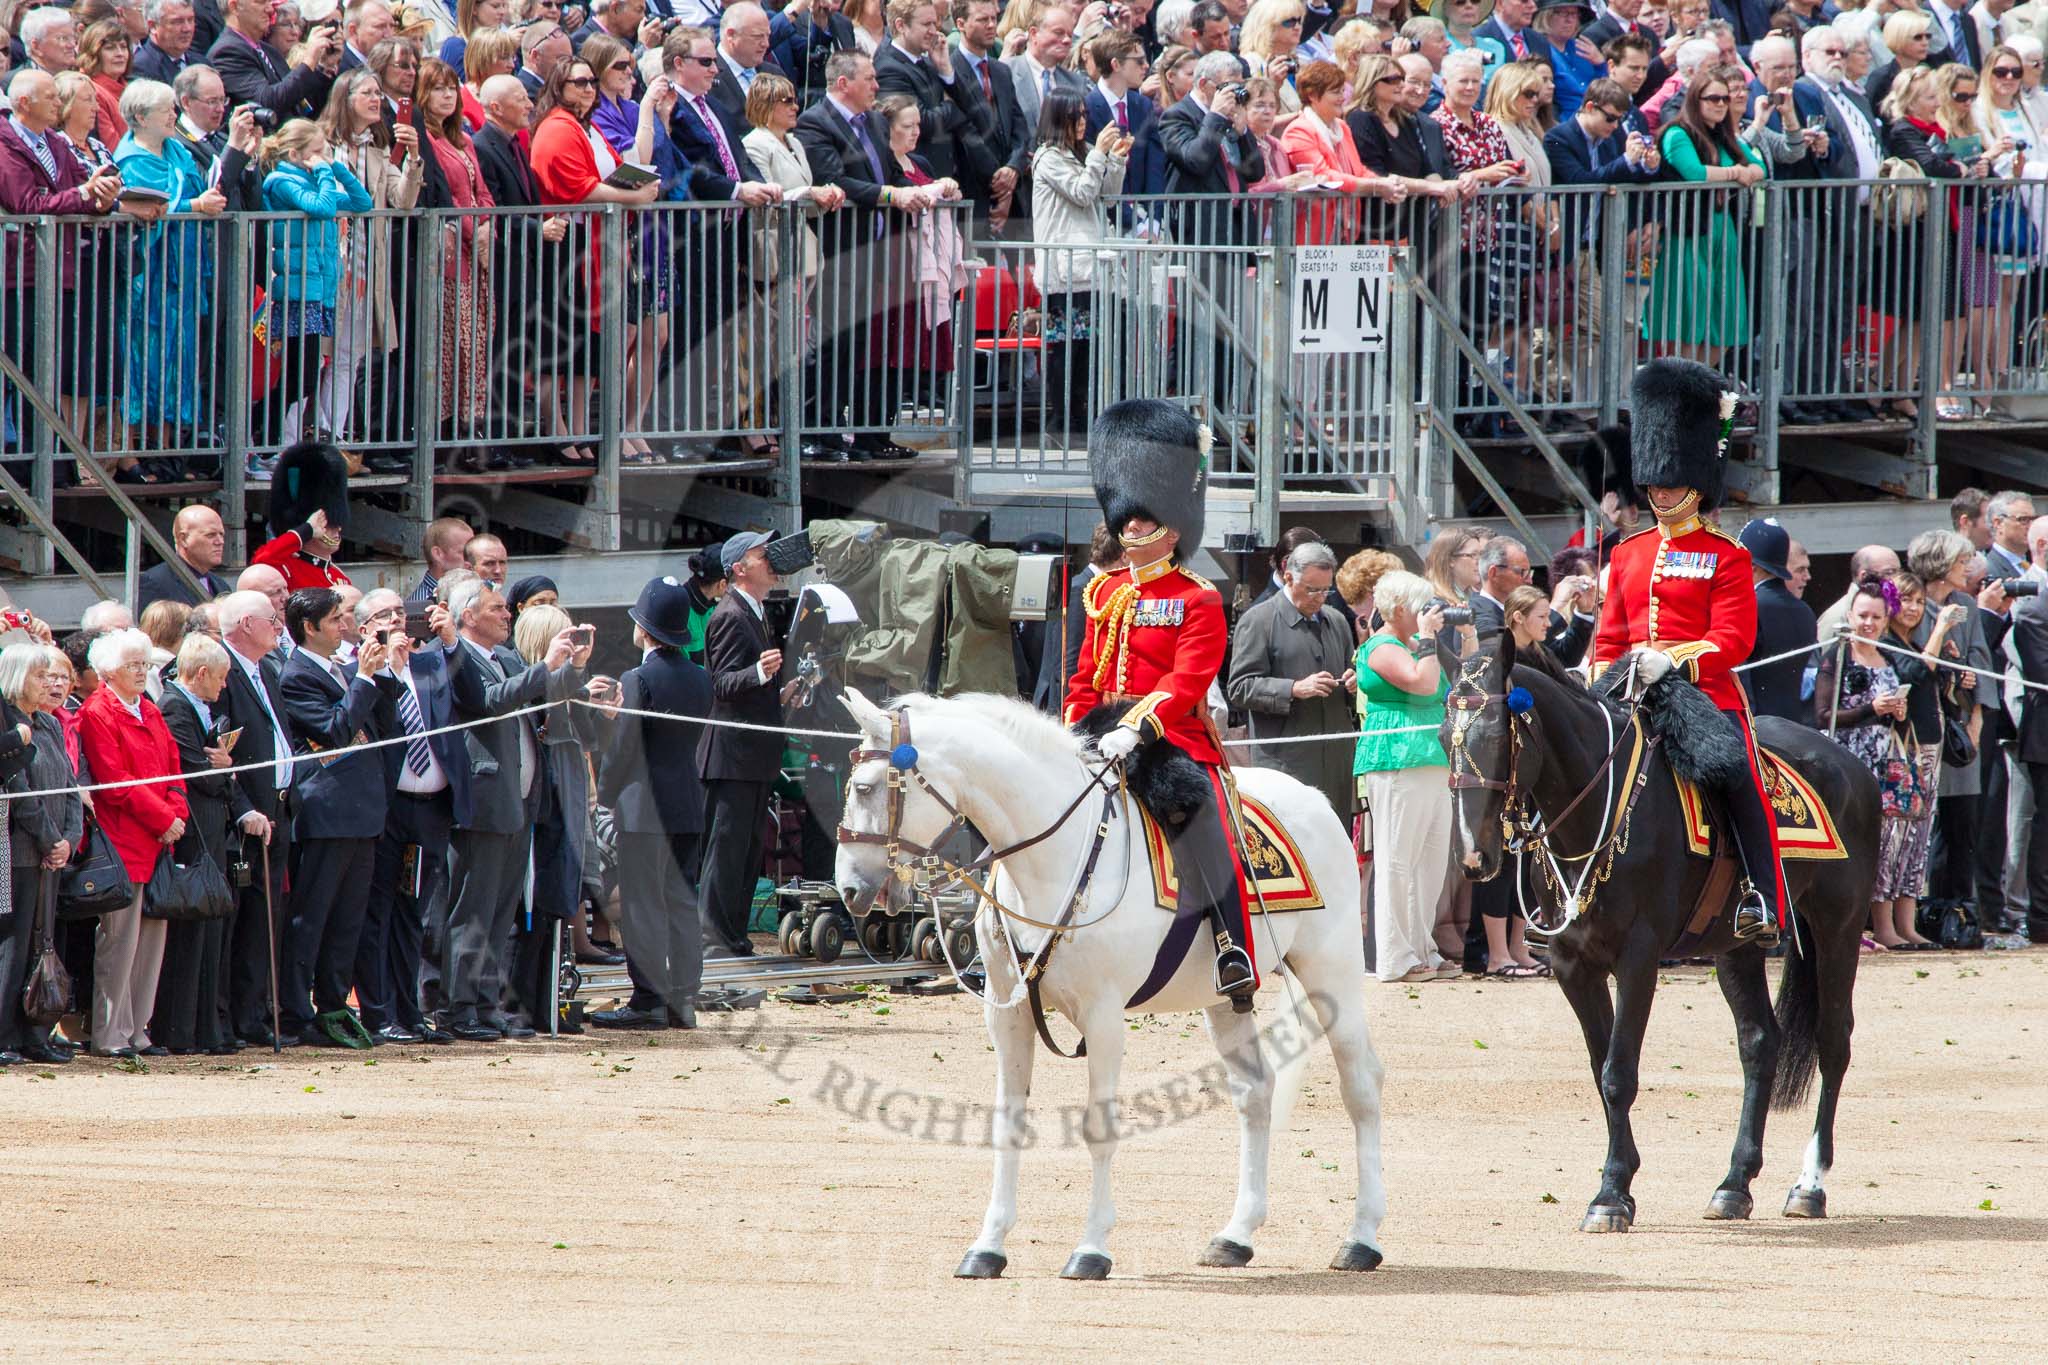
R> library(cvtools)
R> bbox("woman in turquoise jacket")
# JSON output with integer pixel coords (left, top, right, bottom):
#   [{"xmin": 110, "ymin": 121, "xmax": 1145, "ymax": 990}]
[{"xmin": 256, "ymin": 118, "xmax": 373, "ymax": 447}]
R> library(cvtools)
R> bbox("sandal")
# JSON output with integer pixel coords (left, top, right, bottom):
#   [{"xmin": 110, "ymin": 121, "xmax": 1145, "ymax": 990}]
[
  {"xmin": 1859, "ymin": 935, "xmax": 1888, "ymax": 954},
  {"xmin": 1485, "ymin": 963, "xmax": 1544, "ymax": 980},
  {"xmin": 1395, "ymin": 965, "xmax": 1436, "ymax": 984},
  {"xmin": 1935, "ymin": 398, "xmax": 1969, "ymax": 421}
]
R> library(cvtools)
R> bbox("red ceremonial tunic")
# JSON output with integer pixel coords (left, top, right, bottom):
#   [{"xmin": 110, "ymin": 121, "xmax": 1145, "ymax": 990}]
[
  {"xmin": 1592, "ymin": 517, "xmax": 1755, "ymax": 711},
  {"xmin": 250, "ymin": 528, "xmax": 353, "ymax": 593},
  {"xmin": 1064, "ymin": 557, "xmax": 1227, "ymax": 764}
]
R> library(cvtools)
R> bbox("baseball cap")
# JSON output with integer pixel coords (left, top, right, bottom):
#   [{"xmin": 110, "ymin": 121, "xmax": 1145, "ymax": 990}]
[{"xmin": 720, "ymin": 530, "xmax": 772, "ymax": 575}]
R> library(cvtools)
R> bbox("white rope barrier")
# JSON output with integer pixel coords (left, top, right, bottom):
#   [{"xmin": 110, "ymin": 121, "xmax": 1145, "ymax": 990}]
[{"xmin": 4, "ymin": 624, "xmax": 2017, "ymax": 803}]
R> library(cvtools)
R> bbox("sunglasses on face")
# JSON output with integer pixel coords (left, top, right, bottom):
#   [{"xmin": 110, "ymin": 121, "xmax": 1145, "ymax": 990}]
[
  {"xmin": 564, "ymin": 75, "xmax": 595, "ymax": 86},
  {"xmin": 685, "ymin": 54, "xmax": 718, "ymax": 66},
  {"xmin": 1279, "ymin": 15, "xmax": 1300, "ymax": 24},
  {"xmin": 1993, "ymin": 66, "xmax": 2022, "ymax": 77},
  {"xmin": 1699, "ymin": 93, "xmax": 1729, "ymax": 104},
  {"xmin": 608, "ymin": 59, "xmax": 632, "ymax": 70}
]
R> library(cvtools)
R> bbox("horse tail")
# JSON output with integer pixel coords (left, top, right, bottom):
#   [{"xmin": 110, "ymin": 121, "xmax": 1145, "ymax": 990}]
[
  {"xmin": 1771, "ymin": 914, "xmax": 1820, "ymax": 1112},
  {"xmin": 1265, "ymin": 968, "xmax": 1317, "ymax": 1139}
]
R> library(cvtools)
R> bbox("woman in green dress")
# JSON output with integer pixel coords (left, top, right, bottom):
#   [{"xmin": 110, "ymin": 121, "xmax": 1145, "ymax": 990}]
[
  {"xmin": 1354, "ymin": 569, "xmax": 1470, "ymax": 985},
  {"xmin": 1640, "ymin": 65, "xmax": 1766, "ymax": 369}
]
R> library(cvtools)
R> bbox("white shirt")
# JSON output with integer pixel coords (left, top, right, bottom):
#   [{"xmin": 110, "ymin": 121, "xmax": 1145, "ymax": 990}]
[
  {"xmin": 732, "ymin": 586, "xmax": 775, "ymax": 685},
  {"xmin": 229, "ymin": 644, "xmax": 293, "ymax": 790},
  {"xmin": 392, "ymin": 663, "xmax": 450, "ymax": 796},
  {"xmin": 1812, "ymin": 73, "xmax": 1881, "ymax": 196}
]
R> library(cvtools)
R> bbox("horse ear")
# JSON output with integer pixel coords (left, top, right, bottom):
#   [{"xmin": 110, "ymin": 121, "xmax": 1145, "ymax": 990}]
[
  {"xmin": 840, "ymin": 686, "xmax": 888, "ymax": 740},
  {"xmin": 1498, "ymin": 625, "xmax": 1519, "ymax": 681}
]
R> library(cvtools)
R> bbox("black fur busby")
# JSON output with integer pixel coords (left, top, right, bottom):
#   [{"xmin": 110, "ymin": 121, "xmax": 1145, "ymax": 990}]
[
  {"xmin": 1073, "ymin": 702, "xmax": 1210, "ymax": 823},
  {"xmin": 1583, "ymin": 422, "xmax": 1639, "ymax": 513},
  {"xmin": 1627, "ymin": 359, "xmax": 1735, "ymax": 510},
  {"xmin": 267, "ymin": 441, "xmax": 350, "ymax": 540},
  {"xmin": 1089, "ymin": 399, "xmax": 1211, "ymax": 557}
]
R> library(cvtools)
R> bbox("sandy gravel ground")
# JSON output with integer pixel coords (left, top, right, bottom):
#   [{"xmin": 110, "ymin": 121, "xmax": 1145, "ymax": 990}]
[{"xmin": 4, "ymin": 947, "xmax": 2045, "ymax": 1361}]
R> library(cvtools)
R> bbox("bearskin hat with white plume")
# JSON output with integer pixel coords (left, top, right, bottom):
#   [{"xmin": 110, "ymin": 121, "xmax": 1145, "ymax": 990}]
[{"xmin": 1628, "ymin": 358, "xmax": 1738, "ymax": 512}]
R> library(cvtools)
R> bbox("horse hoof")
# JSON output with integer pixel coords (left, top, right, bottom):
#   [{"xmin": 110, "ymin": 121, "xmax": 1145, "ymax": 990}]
[
  {"xmin": 1329, "ymin": 1241, "xmax": 1383, "ymax": 1272},
  {"xmin": 1060, "ymin": 1251, "xmax": 1112, "ymax": 1281},
  {"xmin": 1783, "ymin": 1188, "xmax": 1828, "ymax": 1220},
  {"xmin": 1703, "ymin": 1190, "xmax": 1754, "ymax": 1221},
  {"xmin": 1580, "ymin": 1205, "xmax": 1633, "ymax": 1234},
  {"xmin": 1196, "ymin": 1237, "xmax": 1254, "ymax": 1269},
  {"xmin": 955, "ymin": 1250, "xmax": 1008, "ymax": 1279}
]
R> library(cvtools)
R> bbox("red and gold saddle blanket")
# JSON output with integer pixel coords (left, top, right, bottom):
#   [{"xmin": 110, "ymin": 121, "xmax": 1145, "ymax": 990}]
[
  {"xmin": 1137, "ymin": 791, "xmax": 1325, "ymax": 914},
  {"xmin": 1675, "ymin": 747, "xmax": 1848, "ymax": 861}
]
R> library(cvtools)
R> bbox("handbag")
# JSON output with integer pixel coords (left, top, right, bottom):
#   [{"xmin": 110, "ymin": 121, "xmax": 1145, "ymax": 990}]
[
  {"xmin": 57, "ymin": 820, "xmax": 134, "ymax": 921},
  {"xmin": 1974, "ymin": 189, "xmax": 2038, "ymax": 257},
  {"xmin": 142, "ymin": 822, "xmax": 234, "ymax": 923},
  {"xmin": 1942, "ymin": 714, "xmax": 1977, "ymax": 769},
  {"xmin": 21, "ymin": 870, "xmax": 72, "ymax": 1027},
  {"xmin": 1876, "ymin": 728, "xmax": 1927, "ymax": 820},
  {"xmin": 1869, "ymin": 157, "xmax": 1927, "ymax": 231}
]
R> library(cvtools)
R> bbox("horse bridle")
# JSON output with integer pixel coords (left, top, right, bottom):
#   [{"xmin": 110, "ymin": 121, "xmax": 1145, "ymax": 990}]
[{"xmin": 835, "ymin": 708, "xmax": 1123, "ymax": 931}]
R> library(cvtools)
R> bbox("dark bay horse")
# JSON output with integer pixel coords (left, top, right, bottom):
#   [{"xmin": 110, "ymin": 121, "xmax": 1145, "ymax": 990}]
[{"xmin": 1443, "ymin": 635, "xmax": 1878, "ymax": 1233}]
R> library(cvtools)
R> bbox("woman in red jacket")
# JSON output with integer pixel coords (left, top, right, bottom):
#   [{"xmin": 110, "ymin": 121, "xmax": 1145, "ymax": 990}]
[{"xmin": 78, "ymin": 628, "xmax": 188, "ymax": 1058}]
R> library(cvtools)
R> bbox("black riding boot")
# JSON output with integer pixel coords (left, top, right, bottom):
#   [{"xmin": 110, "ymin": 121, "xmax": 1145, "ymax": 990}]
[
  {"xmin": 1168, "ymin": 777, "xmax": 1258, "ymax": 1011},
  {"xmin": 1723, "ymin": 784, "xmax": 1784, "ymax": 947}
]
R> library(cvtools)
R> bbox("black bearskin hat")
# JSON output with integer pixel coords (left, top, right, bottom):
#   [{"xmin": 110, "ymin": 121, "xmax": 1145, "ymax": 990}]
[
  {"xmin": 1583, "ymin": 422, "xmax": 1638, "ymax": 513},
  {"xmin": 1627, "ymin": 358, "xmax": 1735, "ymax": 510},
  {"xmin": 1089, "ymin": 399, "xmax": 1210, "ymax": 556},
  {"xmin": 267, "ymin": 441, "xmax": 351, "ymax": 540}
]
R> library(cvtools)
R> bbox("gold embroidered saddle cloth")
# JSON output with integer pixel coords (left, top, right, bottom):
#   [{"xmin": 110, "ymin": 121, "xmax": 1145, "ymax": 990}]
[
  {"xmin": 1136, "ymin": 791, "xmax": 1325, "ymax": 913},
  {"xmin": 1674, "ymin": 747, "xmax": 1848, "ymax": 861}
]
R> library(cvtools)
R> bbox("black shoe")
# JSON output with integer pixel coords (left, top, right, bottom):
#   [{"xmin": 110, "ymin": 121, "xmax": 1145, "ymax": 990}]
[
  {"xmin": 1214, "ymin": 943, "xmax": 1256, "ymax": 1013},
  {"xmin": 574, "ymin": 949, "xmax": 627, "ymax": 966},
  {"xmin": 446, "ymin": 1019, "xmax": 501, "ymax": 1043},
  {"xmin": 20, "ymin": 1042, "xmax": 72, "ymax": 1065},
  {"xmin": 1733, "ymin": 889, "xmax": 1780, "ymax": 946},
  {"xmin": 374, "ymin": 1024, "xmax": 423, "ymax": 1045},
  {"xmin": 207, "ymin": 1043, "xmax": 239, "ymax": 1056},
  {"xmin": 1780, "ymin": 403, "xmax": 1825, "ymax": 426},
  {"xmin": 493, "ymin": 1015, "xmax": 538, "ymax": 1040},
  {"xmin": 46, "ymin": 1037, "xmax": 79, "ymax": 1059},
  {"xmin": 0, "ymin": 1049, "xmax": 24, "ymax": 1065},
  {"xmin": 138, "ymin": 1044, "xmax": 170, "ymax": 1057},
  {"xmin": 667, "ymin": 1001, "xmax": 698, "ymax": 1030},
  {"xmin": 590, "ymin": 1006, "xmax": 668, "ymax": 1030},
  {"xmin": 244, "ymin": 1030, "xmax": 302, "ymax": 1049},
  {"xmin": 957, "ymin": 967, "xmax": 987, "ymax": 994},
  {"xmin": 413, "ymin": 1025, "xmax": 456, "ymax": 1045}
]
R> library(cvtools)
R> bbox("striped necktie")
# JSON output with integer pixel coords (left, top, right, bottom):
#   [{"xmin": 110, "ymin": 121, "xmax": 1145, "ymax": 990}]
[{"xmin": 397, "ymin": 679, "xmax": 432, "ymax": 777}]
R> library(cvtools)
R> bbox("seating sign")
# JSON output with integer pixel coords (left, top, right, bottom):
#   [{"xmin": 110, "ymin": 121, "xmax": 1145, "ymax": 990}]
[{"xmin": 1292, "ymin": 243, "xmax": 1392, "ymax": 354}]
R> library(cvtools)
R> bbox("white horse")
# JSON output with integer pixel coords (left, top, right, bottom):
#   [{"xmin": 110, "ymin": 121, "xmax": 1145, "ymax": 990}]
[{"xmin": 833, "ymin": 688, "xmax": 1387, "ymax": 1280}]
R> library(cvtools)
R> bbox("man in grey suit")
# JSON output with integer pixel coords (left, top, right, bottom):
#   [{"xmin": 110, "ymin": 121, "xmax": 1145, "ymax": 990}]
[
  {"xmin": 1223, "ymin": 539, "xmax": 1358, "ymax": 818},
  {"xmin": 1006, "ymin": 2, "xmax": 1085, "ymax": 143},
  {"xmin": 440, "ymin": 578, "xmax": 588, "ymax": 1041}
]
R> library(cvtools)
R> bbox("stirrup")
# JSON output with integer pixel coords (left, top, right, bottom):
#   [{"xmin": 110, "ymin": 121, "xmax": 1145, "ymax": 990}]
[
  {"xmin": 1732, "ymin": 890, "xmax": 1779, "ymax": 946},
  {"xmin": 1213, "ymin": 940, "xmax": 1256, "ymax": 1013}
]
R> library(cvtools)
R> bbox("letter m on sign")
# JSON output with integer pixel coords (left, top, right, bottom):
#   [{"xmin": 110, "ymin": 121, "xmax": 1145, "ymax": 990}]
[{"xmin": 1299, "ymin": 277, "xmax": 1328, "ymax": 333}]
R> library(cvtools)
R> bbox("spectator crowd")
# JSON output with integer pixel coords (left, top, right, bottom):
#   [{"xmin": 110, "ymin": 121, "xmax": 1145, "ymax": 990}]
[
  {"xmin": 6, "ymin": 0, "xmax": 2048, "ymax": 483},
  {"xmin": 0, "ymin": 497, "xmax": 808, "ymax": 1062}
]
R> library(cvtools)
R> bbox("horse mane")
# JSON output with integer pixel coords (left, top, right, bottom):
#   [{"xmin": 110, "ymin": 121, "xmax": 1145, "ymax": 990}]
[{"xmin": 890, "ymin": 691, "xmax": 1088, "ymax": 765}]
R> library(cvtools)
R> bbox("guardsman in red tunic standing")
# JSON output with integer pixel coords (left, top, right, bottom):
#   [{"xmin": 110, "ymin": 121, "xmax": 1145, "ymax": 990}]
[
  {"xmin": 1593, "ymin": 359, "xmax": 1786, "ymax": 945},
  {"xmin": 1065, "ymin": 400, "xmax": 1257, "ymax": 1010},
  {"xmin": 250, "ymin": 442, "xmax": 354, "ymax": 592}
]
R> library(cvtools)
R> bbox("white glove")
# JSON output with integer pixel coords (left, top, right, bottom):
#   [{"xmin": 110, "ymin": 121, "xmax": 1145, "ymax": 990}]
[
  {"xmin": 1098, "ymin": 726, "xmax": 1142, "ymax": 763},
  {"xmin": 1631, "ymin": 648, "xmax": 1672, "ymax": 687}
]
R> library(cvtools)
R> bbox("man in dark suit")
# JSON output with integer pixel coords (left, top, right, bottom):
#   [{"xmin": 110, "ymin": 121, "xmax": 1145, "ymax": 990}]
[
  {"xmin": 1738, "ymin": 519, "xmax": 1817, "ymax": 724},
  {"xmin": 473, "ymin": 75, "xmax": 572, "ymax": 445},
  {"xmin": 441, "ymin": 578, "xmax": 587, "ymax": 1041},
  {"xmin": 1397, "ymin": 53, "xmax": 1455, "ymax": 174},
  {"xmin": 2009, "ymin": 519, "xmax": 2048, "ymax": 944},
  {"xmin": 794, "ymin": 0, "xmax": 860, "ymax": 106},
  {"xmin": 1083, "ymin": 31, "xmax": 1167, "ymax": 195},
  {"xmin": 665, "ymin": 25, "xmax": 783, "ymax": 444},
  {"xmin": 352, "ymin": 590, "xmax": 469, "ymax": 1045},
  {"xmin": 1584, "ymin": 0, "xmax": 1670, "ymax": 100},
  {"xmin": 708, "ymin": 1, "xmax": 791, "ymax": 120},
  {"xmin": 698, "ymin": 532, "xmax": 786, "ymax": 956},
  {"xmin": 278, "ymin": 587, "xmax": 401, "ymax": 1047},
  {"xmin": 952, "ymin": 0, "xmax": 1028, "ymax": 229},
  {"xmin": 796, "ymin": 49, "xmax": 922, "ymax": 457},
  {"xmin": 1545, "ymin": 77, "xmax": 1661, "ymax": 187},
  {"xmin": 1158, "ymin": 51, "xmax": 1265, "ymax": 241},
  {"xmin": 1928, "ymin": 0, "xmax": 1985, "ymax": 69},
  {"xmin": 207, "ymin": 0, "xmax": 338, "ymax": 116},
  {"xmin": 137, "ymin": 505, "xmax": 230, "ymax": 611},
  {"xmin": 1475, "ymin": 0, "xmax": 1545, "ymax": 62},
  {"xmin": 874, "ymin": 0, "xmax": 979, "ymax": 179},
  {"xmin": 518, "ymin": 21, "xmax": 573, "ymax": 97},
  {"xmin": 1468, "ymin": 535, "xmax": 1595, "ymax": 663},
  {"xmin": 218, "ymin": 589, "xmax": 296, "ymax": 1047},
  {"xmin": 132, "ymin": 0, "xmax": 204, "ymax": 85},
  {"xmin": 339, "ymin": 0, "xmax": 396, "ymax": 73},
  {"xmin": 593, "ymin": 577, "xmax": 716, "ymax": 1028},
  {"xmin": 1792, "ymin": 27, "xmax": 1886, "ymax": 421},
  {"xmin": 1711, "ymin": 0, "xmax": 1772, "ymax": 53},
  {"xmin": 407, "ymin": 517, "xmax": 475, "ymax": 606}
]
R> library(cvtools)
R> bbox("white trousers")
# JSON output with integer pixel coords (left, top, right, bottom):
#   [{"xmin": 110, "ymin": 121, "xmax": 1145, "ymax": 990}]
[{"xmin": 1366, "ymin": 766, "xmax": 1453, "ymax": 982}]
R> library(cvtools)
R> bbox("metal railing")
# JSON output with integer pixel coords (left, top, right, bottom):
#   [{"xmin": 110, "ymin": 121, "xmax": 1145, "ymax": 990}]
[{"xmin": 5, "ymin": 177, "xmax": 2048, "ymax": 575}]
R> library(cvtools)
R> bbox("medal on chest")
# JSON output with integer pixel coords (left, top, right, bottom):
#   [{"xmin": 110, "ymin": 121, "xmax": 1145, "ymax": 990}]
[
  {"xmin": 1659, "ymin": 549, "xmax": 1718, "ymax": 581},
  {"xmin": 1132, "ymin": 598, "xmax": 1186, "ymax": 628}
]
